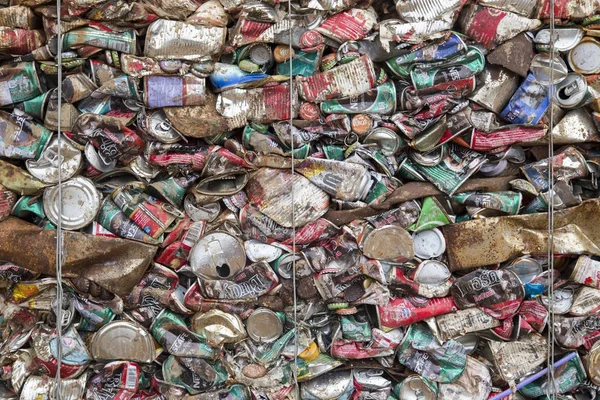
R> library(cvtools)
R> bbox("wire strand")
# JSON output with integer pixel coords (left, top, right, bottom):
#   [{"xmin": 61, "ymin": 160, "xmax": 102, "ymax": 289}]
[
  {"xmin": 546, "ymin": 0, "xmax": 557, "ymax": 396},
  {"xmin": 54, "ymin": 0, "xmax": 64, "ymax": 398},
  {"xmin": 287, "ymin": 6, "xmax": 299, "ymax": 399}
]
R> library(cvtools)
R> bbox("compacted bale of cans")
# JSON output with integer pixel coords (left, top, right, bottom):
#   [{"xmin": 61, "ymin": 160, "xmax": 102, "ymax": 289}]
[{"xmin": 2, "ymin": 0, "xmax": 600, "ymax": 398}]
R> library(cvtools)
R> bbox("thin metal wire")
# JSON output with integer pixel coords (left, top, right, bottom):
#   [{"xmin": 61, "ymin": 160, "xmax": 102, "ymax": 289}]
[
  {"xmin": 54, "ymin": 0, "xmax": 64, "ymax": 397},
  {"xmin": 546, "ymin": 0, "xmax": 557, "ymax": 396},
  {"xmin": 287, "ymin": 6, "xmax": 299, "ymax": 399}
]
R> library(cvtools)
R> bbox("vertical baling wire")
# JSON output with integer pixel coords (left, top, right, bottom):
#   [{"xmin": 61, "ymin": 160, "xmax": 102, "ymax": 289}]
[
  {"xmin": 287, "ymin": 4, "xmax": 299, "ymax": 398},
  {"xmin": 546, "ymin": 0, "xmax": 557, "ymax": 396},
  {"xmin": 54, "ymin": 0, "xmax": 65, "ymax": 397}
]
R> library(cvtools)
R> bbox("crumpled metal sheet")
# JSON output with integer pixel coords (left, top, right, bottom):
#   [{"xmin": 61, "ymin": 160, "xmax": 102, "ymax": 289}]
[
  {"xmin": 443, "ymin": 199, "xmax": 600, "ymax": 270},
  {"xmin": 0, "ymin": 217, "xmax": 156, "ymax": 296}
]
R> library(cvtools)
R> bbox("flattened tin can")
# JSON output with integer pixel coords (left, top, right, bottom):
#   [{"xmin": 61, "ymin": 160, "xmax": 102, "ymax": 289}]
[
  {"xmin": 90, "ymin": 320, "xmax": 155, "ymax": 363},
  {"xmin": 144, "ymin": 19, "xmax": 226, "ymax": 61},
  {"xmin": 144, "ymin": 75, "xmax": 206, "ymax": 108},
  {"xmin": 43, "ymin": 176, "xmax": 101, "ymax": 230}
]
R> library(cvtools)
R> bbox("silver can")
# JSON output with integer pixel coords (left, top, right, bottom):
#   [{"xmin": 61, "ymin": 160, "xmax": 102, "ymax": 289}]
[
  {"xmin": 90, "ymin": 320, "xmax": 156, "ymax": 363},
  {"xmin": 246, "ymin": 308, "xmax": 283, "ymax": 343},
  {"xmin": 26, "ymin": 135, "xmax": 82, "ymax": 184},
  {"xmin": 43, "ymin": 176, "xmax": 101, "ymax": 230},
  {"xmin": 189, "ymin": 231, "xmax": 246, "ymax": 280}
]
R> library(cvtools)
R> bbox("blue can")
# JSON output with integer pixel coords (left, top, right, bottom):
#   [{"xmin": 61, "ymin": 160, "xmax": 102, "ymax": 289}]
[
  {"xmin": 500, "ymin": 73, "xmax": 550, "ymax": 124},
  {"xmin": 209, "ymin": 63, "xmax": 268, "ymax": 92}
]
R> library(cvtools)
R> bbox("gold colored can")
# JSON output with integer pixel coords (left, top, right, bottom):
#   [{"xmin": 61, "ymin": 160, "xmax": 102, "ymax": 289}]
[
  {"xmin": 273, "ymin": 44, "xmax": 294, "ymax": 63},
  {"xmin": 351, "ymin": 114, "xmax": 373, "ymax": 136}
]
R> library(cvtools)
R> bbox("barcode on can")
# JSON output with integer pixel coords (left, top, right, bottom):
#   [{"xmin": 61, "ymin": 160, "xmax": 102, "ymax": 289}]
[
  {"xmin": 182, "ymin": 222, "xmax": 205, "ymax": 249},
  {"xmin": 125, "ymin": 365, "xmax": 138, "ymax": 389}
]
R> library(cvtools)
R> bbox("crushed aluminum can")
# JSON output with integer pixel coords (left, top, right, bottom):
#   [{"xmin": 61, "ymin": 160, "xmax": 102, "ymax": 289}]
[
  {"xmin": 587, "ymin": 340, "xmax": 600, "ymax": 385},
  {"xmin": 377, "ymin": 296, "xmax": 457, "ymax": 330},
  {"xmin": 0, "ymin": 111, "xmax": 52, "ymax": 160},
  {"xmin": 451, "ymin": 268, "xmax": 524, "ymax": 319},
  {"xmin": 396, "ymin": 322, "xmax": 467, "ymax": 383},
  {"xmin": 412, "ymin": 228, "xmax": 446, "ymax": 259},
  {"xmin": 300, "ymin": 370, "xmax": 354, "ymax": 400},
  {"xmin": 189, "ymin": 231, "xmax": 246, "ymax": 280},
  {"xmin": 436, "ymin": 307, "xmax": 500, "ymax": 342},
  {"xmin": 144, "ymin": 20, "xmax": 227, "ymax": 61},
  {"xmin": 520, "ymin": 352, "xmax": 586, "ymax": 397},
  {"xmin": 486, "ymin": 333, "xmax": 547, "ymax": 382},
  {"xmin": 457, "ymin": 4, "xmax": 541, "ymax": 50},
  {"xmin": 552, "ymin": 107, "xmax": 600, "ymax": 144},
  {"xmin": 26, "ymin": 135, "xmax": 82, "ymax": 184},
  {"xmin": 468, "ymin": 65, "xmax": 520, "ymax": 114},
  {"xmin": 296, "ymin": 55, "xmax": 378, "ymax": 102},
  {"xmin": 570, "ymin": 286, "xmax": 600, "ymax": 316},
  {"xmin": 245, "ymin": 168, "xmax": 330, "ymax": 228},
  {"xmin": 191, "ymin": 309, "xmax": 247, "ymax": 345},
  {"xmin": 568, "ymin": 255, "xmax": 600, "ymax": 290},
  {"xmin": 438, "ymin": 356, "xmax": 492, "ymax": 400},
  {"xmin": 500, "ymin": 72, "xmax": 549, "ymax": 124},
  {"xmin": 0, "ymin": 62, "xmax": 45, "ymax": 106}
]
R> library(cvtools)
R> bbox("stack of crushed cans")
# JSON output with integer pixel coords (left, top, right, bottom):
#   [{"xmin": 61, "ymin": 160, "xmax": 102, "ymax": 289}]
[{"xmin": 5, "ymin": 0, "xmax": 600, "ymax": 398}]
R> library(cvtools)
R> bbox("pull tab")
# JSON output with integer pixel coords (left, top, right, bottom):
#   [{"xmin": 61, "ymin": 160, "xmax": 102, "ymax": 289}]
[{"xmin": 44, "ymin": 147, "xmax": 62, "ymax": 168}]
